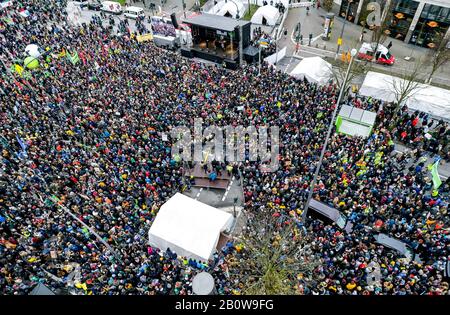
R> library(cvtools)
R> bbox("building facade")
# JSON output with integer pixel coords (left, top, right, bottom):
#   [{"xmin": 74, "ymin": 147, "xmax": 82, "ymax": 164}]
[{"xmin": 334, "ymin": 0, "xmax": 450, "ymax": 48}]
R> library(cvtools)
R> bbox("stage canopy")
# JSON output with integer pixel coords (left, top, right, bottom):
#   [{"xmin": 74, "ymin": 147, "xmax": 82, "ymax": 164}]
[
  {"xmin": 290, "ymin": 56, "xmax": 332, "ymax": 86},
  {"xmin": 207, "ymin": 0, "xmax": 246, "ymax": 19},
  {"xmin": 182, "ymin": 12, "xmax": 249, "ymax": 32},
  {"xmin": 148, "ymin": 193, "xmax": 234, "ymax": 262},
  {"xmin": 359, "ymin": 71, "xmax": 450, "ymax": 121},
  {"xmin": 251, "ymin": 5, "xmax": 280, "ymax": 25}
]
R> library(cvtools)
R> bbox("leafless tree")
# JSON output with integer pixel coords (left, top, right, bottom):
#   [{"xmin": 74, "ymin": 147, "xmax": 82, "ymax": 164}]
[
  {"xmin": 227, "ymin": 205, "xmax": 318, "ymax": 295},
  {"xmin": 323, "ymin": 0, "xmax": 334, "ymax": 12},
  {"xmin": 385, "ymin": 59, "xmax": 425, "ymax": 126},
  {"xmin": 370, "ymin": 0, "xmax": 395, "ymax": 52},
  {"xmin": 330, "ymin": 39, "xmax": 369, "ymax": 94},
  {"xmin": 426, "ymin": 32, "xmax": 450, "ymax": 84}
]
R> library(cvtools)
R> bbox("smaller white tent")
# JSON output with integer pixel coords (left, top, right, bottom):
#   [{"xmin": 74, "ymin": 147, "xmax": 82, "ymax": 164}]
[
  {"xmin": 359, "ymin": 71, "xmax": 450, "ymax": 120},
  {"xmin": 148, "ymin": 193, "xmax": 234, "ymax": 262},
  {"xmin": 251, "ymin": 5, "xmax": 280, "ymax": 25},
  {"xmin": 290, "ymin": 56, "xmax": 332, "ymax": 86},
  {"xmin": 208, "ymin": 0, "xmax": 246, "ymax": 19}
]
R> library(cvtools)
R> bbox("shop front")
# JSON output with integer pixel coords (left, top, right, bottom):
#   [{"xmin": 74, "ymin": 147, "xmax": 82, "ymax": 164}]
[
  {"xmin": 339, "ymin": 0, "xmax": 360, "ymax": 23},
  {"xmin": 410, "ymin": 3, "xmax": 450, "ymax": 48},
  {"xmin": 388, "ymin": 0, "xmax": 419, "ymax": 41}
]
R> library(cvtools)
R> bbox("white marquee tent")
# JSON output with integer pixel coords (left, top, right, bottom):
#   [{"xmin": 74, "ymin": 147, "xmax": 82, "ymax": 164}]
[
  {"xmin": 207, "ymin": 0, "xmax": 246, "ymax": 19},
  {"xmin": 251, "ymin": 5, "xmax": 280, "ymax": 25},
  {"xmin": 359, "ymin": 71, "xmax": 450, "ymax": 121},
  {"xmin": 290, "ymin": 56, "xmax": 333, "ymax": 86},
  {"xmin": 148, "ymin": 193, "xmax": 234, "ymax": 262}
]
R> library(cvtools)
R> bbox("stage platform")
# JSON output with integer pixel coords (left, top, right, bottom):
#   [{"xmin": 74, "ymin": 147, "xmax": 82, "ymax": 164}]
[
  {"xmin": 186, "ymin": 163, "xmax": 232, "ymax": 190},
  {"xmin": 181, "ymin": 13, "xmax": 251, "ymax": 69}
]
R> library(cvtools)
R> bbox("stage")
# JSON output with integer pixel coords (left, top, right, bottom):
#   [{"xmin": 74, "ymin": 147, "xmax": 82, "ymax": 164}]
[{"xmin": 181, "ymin": 13, "xmax": 251, "ymax": 68}]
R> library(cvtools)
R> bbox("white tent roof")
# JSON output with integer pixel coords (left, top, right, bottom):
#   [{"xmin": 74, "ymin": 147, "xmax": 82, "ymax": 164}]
[
  {"xmin": 359, "ymin": 71, "xmax": 450, "ymax": 120},
  {"xmin": 148, "ymin": 193, "xmax": 234, "ymax": 262},
  {"xmin": 251, "ymin": 5, "xmax": 280, "ymax": 25},
  {"xmin": 208, "ymin": 0, "xmax": 246, "ymax": 19},
  {"xmin": 290, "ymin": 57, "xmax": 332, "ymax": 85}
]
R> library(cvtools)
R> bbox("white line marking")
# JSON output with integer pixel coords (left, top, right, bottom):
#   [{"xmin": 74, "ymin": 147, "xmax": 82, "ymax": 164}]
[
  {"xmin": 195, "ymin": 187, "xmax": 203, "ymax": 200},
  {"xmin": 222, "ymin": 177, "xmax": 234, "ymax": 201}
]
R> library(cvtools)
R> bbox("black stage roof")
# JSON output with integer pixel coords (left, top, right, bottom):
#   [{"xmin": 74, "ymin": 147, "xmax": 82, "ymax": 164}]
[{"xmin": 182, "ymin": 13, "xmax": 250, "ymax": 32}]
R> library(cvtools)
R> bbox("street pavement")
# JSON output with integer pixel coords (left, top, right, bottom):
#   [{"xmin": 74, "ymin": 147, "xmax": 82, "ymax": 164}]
[
  {"xmin": 183, "ymin": 175, "xmax": 244, "ymax": 208},
  {"xmin": 394, "ymin": 142, "xmax": 449, "ymax": 180}
]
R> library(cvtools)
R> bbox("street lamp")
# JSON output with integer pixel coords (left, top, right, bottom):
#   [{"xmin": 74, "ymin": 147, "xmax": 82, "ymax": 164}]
[
  {"xmin": 302, "ymin": 48, "xmax": 358, "ymax": 223},
  {"xmin": 335, "ymin": 0, "xmax": 353, "ymax": 60},
  {"xmin": 274, "ymin": 26, "xmax": 283, "ymax": 65},
  {"xmin": 181, "ymin": 0, "xmax": 187, "ymax": 19}
]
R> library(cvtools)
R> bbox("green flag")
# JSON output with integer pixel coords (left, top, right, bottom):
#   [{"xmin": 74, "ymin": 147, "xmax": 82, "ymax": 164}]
[
  {"xmin": 67, "ymin": 51, "xmax": 80, "ymax": 65},
  {"xmin": 374, "ymin": 151, "xmax": 383, "ymax": 165},
  {"xmin": 430, "ymin": 161, "xmax": 442, "ymax": 190}
]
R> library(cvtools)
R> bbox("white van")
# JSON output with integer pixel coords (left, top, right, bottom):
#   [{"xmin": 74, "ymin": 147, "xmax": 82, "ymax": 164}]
[
  {"xmin": 124, "ymin": 6, "xmax": 145, "ymax": 19},
  {"xmin": 72, "ymin": 0, "xmax": 89, "ymax": 8},
  {"xmin": 101, "ymin": 1, "xmax": 122, "ymax": 14}
]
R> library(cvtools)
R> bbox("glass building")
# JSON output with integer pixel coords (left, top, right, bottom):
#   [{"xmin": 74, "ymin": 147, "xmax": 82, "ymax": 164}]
[
  {"xmin": 410, "ymin": 2, "xmax": 450, "ymax": 48},
  {"xmin": 336, "ymin": 0, "xmax": 450, "ymax": 48}
]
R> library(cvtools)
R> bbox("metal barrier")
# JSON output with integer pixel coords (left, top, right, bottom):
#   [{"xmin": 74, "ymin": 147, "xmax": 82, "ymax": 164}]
[{"xmin": 289, "ymin": 1, "xmax": 313, "ymax": 8}]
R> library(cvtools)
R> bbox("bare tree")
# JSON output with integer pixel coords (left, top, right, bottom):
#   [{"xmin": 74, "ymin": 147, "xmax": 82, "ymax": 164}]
[
  {"xmin": 330, "ymin": 39, "xmax": 369, "ymax": 94},
  {"xmin": 370, "ymin": 0, "xmax": 395, "ymax": 52},
  {"xmin": 426, "ymin": 32, "xmax": 450, "ymax": 84},
  {"xmin": 227, "ymin": 205, "xmax": 318, "ymax": 295},
  {"xmin": 385, "ymin": 59, "xmax": 425, "ymax": 126},
  {"xmin": 323, "ymin": 0, "xmax": 334, "ymax": 12}
]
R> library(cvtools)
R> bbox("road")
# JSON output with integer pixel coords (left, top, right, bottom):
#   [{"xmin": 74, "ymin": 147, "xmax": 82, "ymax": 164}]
[{"xmin": 275, "ymin": 6, "xmax": 450, "ymax": 87}]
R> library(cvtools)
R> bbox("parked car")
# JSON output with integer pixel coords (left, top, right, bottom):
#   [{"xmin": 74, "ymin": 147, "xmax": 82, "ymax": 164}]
[
  {"xmin": 357, "ymin": 42, "xmax": 395, "ymax": 65},
  {"xmin": 123, "ymin": 6, "xmax": 145, "ymax": 19},
  {"xmin": 88, "ymin": 1, "xmax": 102, "ymax": 11}
]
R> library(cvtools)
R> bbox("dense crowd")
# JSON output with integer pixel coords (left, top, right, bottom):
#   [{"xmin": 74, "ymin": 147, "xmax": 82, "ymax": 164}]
[
  {"xmin": 150, "ymin": 19, "xmax": 176, "ymax": 37},
  {"xmin": 0, "ymin": 0, "xmax": 449, "ymax": 295}
]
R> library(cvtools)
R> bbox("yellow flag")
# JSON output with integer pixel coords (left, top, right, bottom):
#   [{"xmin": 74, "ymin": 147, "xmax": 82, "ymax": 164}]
[
  {"xmin": 15, "ymin": 64, "xmax": 24, "ymax": 76},
  {"xmin": 58, "ymin": 48, "xmax": 66, "ymax": 58}
]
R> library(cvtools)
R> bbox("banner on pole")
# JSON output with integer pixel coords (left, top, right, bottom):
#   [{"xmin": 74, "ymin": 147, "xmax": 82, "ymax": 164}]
[
  {"xmin": 430, "ymin": 161, "xmax": 442, "ymax": 190},
  {"xmin": 67, "ymin": 51, "xmax": 80, "ymax": 65}
]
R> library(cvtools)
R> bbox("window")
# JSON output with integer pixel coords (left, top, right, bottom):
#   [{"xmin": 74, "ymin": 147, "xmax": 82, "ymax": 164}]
[{"xmin": 394, "ymin": 0, "xmax": 419, "ymax": 15}]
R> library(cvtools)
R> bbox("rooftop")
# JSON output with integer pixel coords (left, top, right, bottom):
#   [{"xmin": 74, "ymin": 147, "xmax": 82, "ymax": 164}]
[{"xmin": 182, "ymin": 13, "xmax": 250, "ymax": 32}]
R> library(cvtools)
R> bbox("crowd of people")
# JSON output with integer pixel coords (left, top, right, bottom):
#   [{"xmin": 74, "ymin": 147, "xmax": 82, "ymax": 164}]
[
  {"xmin": 150, "ymin": 18, "xmax": 176, "ymax": 37},
  {"xmin": 251, "ymin": 27, "xmax": 277, "ymax": 57},
  {"xmin": 0, "ymin": 0, "xmax": 449, "ymax": 296}
]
